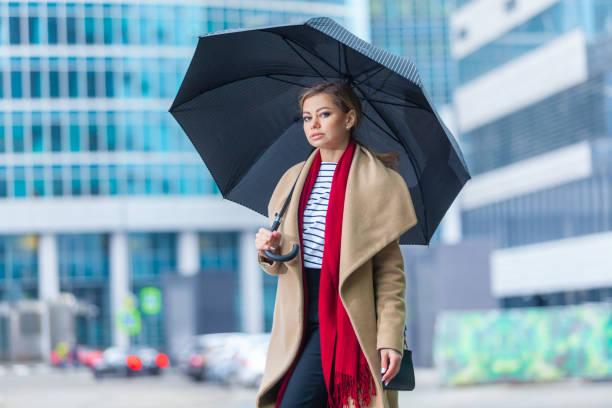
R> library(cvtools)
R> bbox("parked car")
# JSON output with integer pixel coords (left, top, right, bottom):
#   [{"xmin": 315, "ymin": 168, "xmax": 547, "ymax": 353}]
[
  {"xmin": 92, "ymin": 346, "xmax": 169, "ymax": 379},
  {"xmin": 174, "ymin": 335, "xmax": 212, "ymax": 381},
  {"xmin": 49, "ymin": 343, "xmax": 103, "ymax": 368},
  {"xmin": 229, "ymin": 333, "xmax": 270, "ymax": 388},
  {"xmin": 200, "ymin": 332, "xmax": 270, "ymax": 387},
  {"xmin": 75, "ymin": 345, "xmax": 104, "ymax": 368},
  {"xmin": 175, "ymin": 332, "xmax": 270, "ymax": 387}
]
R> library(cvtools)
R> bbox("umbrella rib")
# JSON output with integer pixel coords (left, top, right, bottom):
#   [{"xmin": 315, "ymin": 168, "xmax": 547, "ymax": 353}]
[
  {"xmin": 281, "ymin": 37, "xmax": 330, "ymax": 80},
  {"xmin": 358, "ymin": 97, "xmax": 427, "ymax": 111},
  {"xmin": 359, "ymin": 80, "xmax": 429, "ymax": 109},
  {"xmin": 278, "ymin": 34, "xmax": 347, "ymax": 79},
  {"xmin": 359, "ymin": 109, "xmax": 402, "ymax": 145},
  {"xmin": 264, "ymin": 74, "xmax": 317, "ymax": 88},
  {"xmin": 338, "ymin": 42, "xmax": 342, "ymax": 75},
  {"xmin": 353, "ymin": 66, "xmax": 385, "ymax": 86},
  {"xmin": 338, "ymin": 42, "xmax": 394, "ymax": 86}
]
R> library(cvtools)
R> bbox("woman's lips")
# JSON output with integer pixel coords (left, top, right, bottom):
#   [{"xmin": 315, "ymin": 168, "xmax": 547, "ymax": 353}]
[{"xmin": 311, "ymin": 133, "xmax": 324, "ymax": 139}]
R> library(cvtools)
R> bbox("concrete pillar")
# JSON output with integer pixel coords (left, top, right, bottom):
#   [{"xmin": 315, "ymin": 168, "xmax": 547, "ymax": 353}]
[
  {"xmin": 441, "ymin": 199, "xmax": 462, "ymax": 244},
  {"xmin": 110, "ymin": 232, "xmax": 130, "ymax": 349},
  {"xmin": 239, "ymin": 230, "xmax": 263, "ymax": 333},
  {"xmin": 38, "ymin": 234, "xmax": 59, "ymax": 302},
  {"xmin": 177, "ymin": 231, "xmax": 200, "ymax": 276},
  {"xmin": 439, "ymin": 104, "xmax": 463, "ymax": 244},
  {"xmin": 38, "ymin": 233, "xmax": 59, "ymax": 362}
]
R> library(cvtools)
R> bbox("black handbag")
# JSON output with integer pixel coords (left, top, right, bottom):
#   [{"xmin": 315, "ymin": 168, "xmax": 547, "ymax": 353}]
[{"xmin": 382, "ymin": 325, "xmax": 415, "ymax": 391}]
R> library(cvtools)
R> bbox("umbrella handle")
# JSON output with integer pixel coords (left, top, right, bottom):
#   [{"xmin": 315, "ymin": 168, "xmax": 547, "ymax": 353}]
[
  {"xmin": 263, "ymin": 212, "xmax": 299, "ymax": 262},
  {"xmin": 263, "ymin": 244, "xmax": 299, "ymax": 262}
]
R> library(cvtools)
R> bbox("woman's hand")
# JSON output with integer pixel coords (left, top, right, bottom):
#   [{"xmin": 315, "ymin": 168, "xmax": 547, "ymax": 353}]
[
  {"xmin": 255, "ymin": 228, "xmax": 282, "ymax": 258},
  {"xmin": 380, "ymin": 348, "xmax": 402, "ymax": 386}
]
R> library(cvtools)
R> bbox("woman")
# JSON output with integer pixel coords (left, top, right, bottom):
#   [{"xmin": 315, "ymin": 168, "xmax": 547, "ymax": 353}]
[{"xmin": 254, "ymin": 81, "xmax": 418, "ymax": 408}]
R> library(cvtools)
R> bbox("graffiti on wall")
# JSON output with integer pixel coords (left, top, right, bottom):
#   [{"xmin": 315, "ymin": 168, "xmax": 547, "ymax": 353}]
[{"xmin": 433, "ymin": 303, "xmax": 612, "ymax": 385}]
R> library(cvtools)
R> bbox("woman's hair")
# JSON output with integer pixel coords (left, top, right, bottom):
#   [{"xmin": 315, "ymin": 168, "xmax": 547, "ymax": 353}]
[{"xmin": 299, "ymin": 81, "xmax": 400, "ymax": 171}]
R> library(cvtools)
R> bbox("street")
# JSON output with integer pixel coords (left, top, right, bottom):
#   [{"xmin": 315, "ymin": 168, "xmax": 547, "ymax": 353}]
[{"xmin": 1, "ymin": 365, "xmax": 612, "ymax": 408}]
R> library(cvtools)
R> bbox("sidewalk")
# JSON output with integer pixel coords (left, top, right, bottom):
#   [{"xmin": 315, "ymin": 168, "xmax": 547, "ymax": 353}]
[{"xmin": 399, "ymin": 367, "xmax": 612, "ymax": 408}]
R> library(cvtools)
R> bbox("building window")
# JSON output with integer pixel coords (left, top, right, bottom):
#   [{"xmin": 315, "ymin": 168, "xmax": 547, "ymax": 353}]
[
  {"xmin": 30, "ymin": 70, "xmax": 41, "ymax": 98},
  {"xmin": 33, "ymin": 166, "xmax": 45, "ymax": 197},
  {"xmin": 9, "ymin": 16, "xmax": 21, "ymax": 44},
  {"xmin": 0, "ymin": 235, "xmax": 39, "ymax": 302},
  {"xmin": 11, "ymin": 71, "xmax": 22, "ymax": 98},
  {"xmin": 28, "ymin": 16, "xmax": 41, "ymax": 44},
  {"xmin": 58, "ymin": 234, "xmax": 111, "ymax": 347},
  {"xmin": 0, "ymin": 167, "xmax": 8, "ymax": 198},
  {"xmin": 13, "ymin": 166, "xmax": 27, "ymax": 197},
  {"xmin": 199, "ymin": 232, "xmax": 238, "ymax": 271},
  {"xmin": 129, "ymin": 232, "xmax": 177, "ymax": 281},
  {"xmin": 48, "ymin": 16, "xmax": 58, "ymax": 44},
  {"xmin": 52, "ymin": 165, "xmax": 63, "ymax": 196}
]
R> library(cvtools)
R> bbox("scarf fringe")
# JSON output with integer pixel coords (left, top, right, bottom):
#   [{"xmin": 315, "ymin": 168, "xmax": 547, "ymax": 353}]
[{"xmin": 330, "ymin": 359, "xmax": 377, "ymax": 408}]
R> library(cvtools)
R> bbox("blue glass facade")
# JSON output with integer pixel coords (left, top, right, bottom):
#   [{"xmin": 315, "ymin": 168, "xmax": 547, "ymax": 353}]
[
  {"xmin": 0, "ymin": 1, "xmax": 346, "ymax": 200},
  {"xmin": 0, "ymin": 235, "xmax": 38, "ymax": 302},
  {"xmin": 370, "ymin": 0, "xmax": 455, "ymax": 107},
  {"xmin": 462, "ymin": 139, "xmax": 612, "ymax": 249},
  {"xmin": 199, "ymin": 232, "xmax": 241, "ymax": 332},
  {"xmin": 199, "ymin": 232, "xmax": 238, "ymax": 271},
  {"xmin": 0, "ymin": 1, "xmax": 355, "ymax": 349},
  {"xmin": 462, "ymin": 73, "xmax": 611, "ymax": 176},
  {"xmin": 460, "ymin": 20, "xmax": 612, "ymax": 249},
  {"xmin": 58, "ymin": 234, "xmax": 111, "ymax": 347},
  {"xmin": 129, "ymin": 232, "xmax": 177, "ymax": 348}
]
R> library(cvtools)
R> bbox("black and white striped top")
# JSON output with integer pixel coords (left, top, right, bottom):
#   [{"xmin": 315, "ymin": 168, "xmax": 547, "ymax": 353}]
[{"xmin": 302, "ymin": 162, "xmax": 336, "ymax": 268}]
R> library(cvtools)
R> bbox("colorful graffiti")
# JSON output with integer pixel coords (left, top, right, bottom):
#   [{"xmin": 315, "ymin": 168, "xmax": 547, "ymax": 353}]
[{"xmin": 433, "ymin": 303, "xmax": 612, "ymax": 385}]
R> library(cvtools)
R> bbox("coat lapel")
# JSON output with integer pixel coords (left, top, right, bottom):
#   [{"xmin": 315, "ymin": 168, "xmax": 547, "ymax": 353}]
[{"xmin": 338, "ymin": 145, "xmax": 418, "ymax": 289}]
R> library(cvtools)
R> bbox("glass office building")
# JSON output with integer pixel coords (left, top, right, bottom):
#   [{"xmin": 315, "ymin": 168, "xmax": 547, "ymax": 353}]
[
  {"xmin": 370, "ymin": 0, "xmax": 456, "ymax": 108},
  {"xmin": 0, "ymin": 1, "xmax": 359, "ymax": 351},
  {"xmin": 451, "ymin": 0, "xmax": 612, "ymax": 308}
]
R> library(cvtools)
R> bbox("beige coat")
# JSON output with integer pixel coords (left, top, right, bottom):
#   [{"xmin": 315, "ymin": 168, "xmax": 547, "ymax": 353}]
[{"xmin": 255, "ymin": 144, "xmax": 418, "ymax": 408}]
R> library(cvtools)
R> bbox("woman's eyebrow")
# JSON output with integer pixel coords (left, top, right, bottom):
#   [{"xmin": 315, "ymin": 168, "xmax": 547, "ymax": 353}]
[{"xmin": 302, "ymin": 107, "xmax": 330, "ymax": 114}]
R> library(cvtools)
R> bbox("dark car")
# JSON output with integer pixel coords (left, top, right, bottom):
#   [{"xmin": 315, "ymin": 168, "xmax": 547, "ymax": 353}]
[
  {"xmin": 92, "ymin": 346, "xmax": 169, "ymax": 379},
  {"xmin": 174, "ymin": 336, "xmax": 208, "ymax": 381}
]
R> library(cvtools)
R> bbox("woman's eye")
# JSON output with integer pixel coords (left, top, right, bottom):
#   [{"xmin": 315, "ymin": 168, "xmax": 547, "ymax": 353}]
[
  {"xmin": 320, "ymin": 112, "xmax": 329, "ymax": 117},
  {"xmin": 303, "ymin": 117, "xmax": 310, "ymax": 122}
]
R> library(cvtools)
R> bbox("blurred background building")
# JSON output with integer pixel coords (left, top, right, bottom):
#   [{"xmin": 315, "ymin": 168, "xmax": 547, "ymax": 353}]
[
  {"xmin": 6, "ymin": 0, "xmax": 611, "ymax": 373},
  {"xmin": 0, "ymin": 0, "xmax": 367, "ymax": 358},
  {"xmin": 451, "ymin": 0, "xmax": 612, "ymax": 307}
]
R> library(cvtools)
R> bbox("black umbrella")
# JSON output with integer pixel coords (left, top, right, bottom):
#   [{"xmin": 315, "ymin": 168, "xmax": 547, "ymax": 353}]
[{"xmin": 170, "ymin": 16, "xmax": 471, "ymax": 259}]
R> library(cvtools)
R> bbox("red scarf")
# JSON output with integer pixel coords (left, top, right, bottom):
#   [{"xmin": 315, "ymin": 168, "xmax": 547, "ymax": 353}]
[{"xmin": 275, "ymin": 139, "xmax": 376, "ymax": 408}]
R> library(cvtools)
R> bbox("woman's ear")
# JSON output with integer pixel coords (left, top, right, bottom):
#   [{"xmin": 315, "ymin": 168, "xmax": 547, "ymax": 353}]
[{"xmin": 346, "ymin": 109, "xmax": 356, "ymax": 128}]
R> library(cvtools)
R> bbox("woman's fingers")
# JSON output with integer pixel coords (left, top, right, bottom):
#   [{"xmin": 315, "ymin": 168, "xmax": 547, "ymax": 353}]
[
  {"xmin": 254, "ymin": 228, "xmax": 282, "ymax": 253},
  {"xmin": 269, "ymin": 231, "xmax": 281, "ymax": 248},
  {"xmin": 380, "ymin": 349, "xmax": 389, "ymax": 379},
  {"xmin": 380, "ymin": 348, "xmax": 402, "ymax": 385}
]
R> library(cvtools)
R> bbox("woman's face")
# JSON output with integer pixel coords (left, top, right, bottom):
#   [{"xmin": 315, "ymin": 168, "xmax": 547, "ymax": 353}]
[{"xmin": 302, "ymin": 93, "xmax": 354, "ymax": 151}]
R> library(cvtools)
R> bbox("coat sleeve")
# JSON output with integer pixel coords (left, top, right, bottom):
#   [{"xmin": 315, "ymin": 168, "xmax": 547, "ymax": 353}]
[
  {"xmin": 372, "ymin": 238, "xmax": 406, "ymax": 357},
  {"xmin": 257, "ymin": 252, "xmax": 283, "ymax": 275}
]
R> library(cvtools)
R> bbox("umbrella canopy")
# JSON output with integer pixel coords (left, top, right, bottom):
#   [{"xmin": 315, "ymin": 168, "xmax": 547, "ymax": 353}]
[{"xmin": 170, "ymin": 16, "xmax": 470, "ymax": 245}]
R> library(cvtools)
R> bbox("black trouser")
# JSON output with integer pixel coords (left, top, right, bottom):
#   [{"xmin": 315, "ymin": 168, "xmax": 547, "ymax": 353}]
[{"xmin": 278, "ymin": 267, "xmax": 328, "ymax": 408}]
